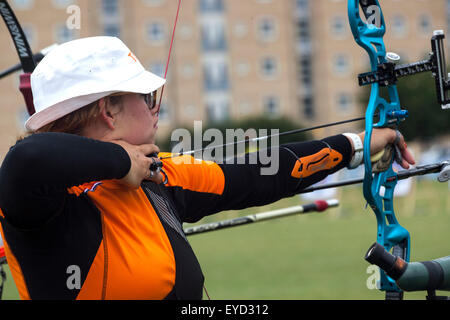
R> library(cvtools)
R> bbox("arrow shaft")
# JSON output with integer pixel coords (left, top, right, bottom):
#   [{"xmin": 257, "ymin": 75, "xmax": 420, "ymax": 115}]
[{"xmin": 184, "ymin": 199, "xmax": 339, "ymax": 236}]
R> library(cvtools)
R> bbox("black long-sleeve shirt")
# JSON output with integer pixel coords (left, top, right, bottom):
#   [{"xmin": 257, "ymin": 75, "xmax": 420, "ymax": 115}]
[{"xmin": 0, "ymin": 132, "xmax": 351, "ymax": 300}]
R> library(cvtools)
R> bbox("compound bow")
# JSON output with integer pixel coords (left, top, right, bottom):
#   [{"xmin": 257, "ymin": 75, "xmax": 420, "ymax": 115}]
[{"xmin": 348, "ymin": 0, "xmax": 450, "ymax": 300}]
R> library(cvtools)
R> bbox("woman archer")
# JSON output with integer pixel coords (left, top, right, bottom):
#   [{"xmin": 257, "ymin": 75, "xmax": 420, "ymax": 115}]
[{"xmin": 0, "ymin": 36, "xmax": 415, "ymax": 300}]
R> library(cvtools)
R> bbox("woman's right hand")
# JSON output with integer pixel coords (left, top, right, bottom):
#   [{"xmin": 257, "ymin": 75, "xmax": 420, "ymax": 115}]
[{"xmin": 111, "ymin": 140, "xmax": 163, "ymax": 188}]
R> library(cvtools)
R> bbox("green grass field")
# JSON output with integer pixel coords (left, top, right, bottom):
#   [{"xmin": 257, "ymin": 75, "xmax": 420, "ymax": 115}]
[{"xmin": 1, "ymin": 179, "xmax": 449, "ymax": 300}]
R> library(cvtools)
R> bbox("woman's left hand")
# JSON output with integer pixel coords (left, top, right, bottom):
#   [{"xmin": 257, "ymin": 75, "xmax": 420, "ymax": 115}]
[{"xmin": 357, "ymin": 128, "xmax": 416, "ymax": 169}]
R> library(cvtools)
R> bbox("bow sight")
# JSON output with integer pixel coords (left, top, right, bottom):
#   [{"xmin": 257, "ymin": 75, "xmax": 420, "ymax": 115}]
[{"xmin": 358, "ymin": 30, "xmax": 450, "ymax": 110}]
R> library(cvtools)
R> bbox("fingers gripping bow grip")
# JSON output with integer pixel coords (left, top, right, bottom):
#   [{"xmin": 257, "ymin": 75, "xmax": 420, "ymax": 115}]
[{"xmin": 370, "ymin": 130, "xmax": 404, "ymax": 173}]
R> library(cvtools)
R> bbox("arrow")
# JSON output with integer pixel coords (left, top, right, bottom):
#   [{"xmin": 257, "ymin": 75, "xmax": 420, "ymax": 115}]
[{"xmin": 184, "ymin": 199, "xmax": 339, "ymax": 236}]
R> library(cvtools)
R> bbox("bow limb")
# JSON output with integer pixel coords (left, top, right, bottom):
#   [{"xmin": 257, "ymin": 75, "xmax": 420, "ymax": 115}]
[{"xmin": 0, "ymin": 0, "xmax": 36, "ymax": 115}]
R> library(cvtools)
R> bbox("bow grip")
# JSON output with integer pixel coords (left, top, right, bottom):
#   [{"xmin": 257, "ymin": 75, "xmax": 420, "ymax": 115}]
[{"xmin": 19, "ymin": 73, "xmax": 36, "ymax": 116}]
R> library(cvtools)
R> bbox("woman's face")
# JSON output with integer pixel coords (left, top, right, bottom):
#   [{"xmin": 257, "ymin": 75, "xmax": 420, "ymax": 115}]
[{"xmin": 113, "ymin": 93, "xmax": 159, "ymax": 145}]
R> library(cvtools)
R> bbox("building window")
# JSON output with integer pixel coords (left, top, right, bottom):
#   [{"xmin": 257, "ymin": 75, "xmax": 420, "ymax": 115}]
[
  {"xmin": 55, "ymin": 23, "xmax": 77, "ymax": 43},
  {"xmin": 298, "ymin": 55, "xmax": 312, "ymax": 86},
  {"xmin": 296, "ymin": 19, "xmax": 310, "ymax": 43},
  {"xmin": 337, "ymin": 92, "xmax": 352, "ymax": 113},
  {"xmin": 295, "ymin": 0, "xmax": 309, "ymax": 10},
  {"xmin": 257, "ymin": 17, "xmax": 277, "ymax": 42},
  {"xmin": 260, "ymin": 57, "xmax": 278, "ymax": 79},
  {"xmin": 146, "ymin": 21, "xmax": 166, "ymax": 44},
  {"xmin": 201, "ymin": 21, "xmax": 227, "ymax": 51},
  {"xmin": 302, "ymin": 96, "xmax": 315, "ymax": 119},
  {"xmin": 102, "ymin": 0, "xmax": 119, "ymax": 16},
  {"xmin": 104, "ymin": 24, "xmax": 120, "ymax": 37},
  {"xmin": 418, "ymin": 14, "xmax": 431, "ymax": 35},
  {"xmin": 203, "ymin": 61, "xmax": 229, "ymax": 91},
  {"xmin": 330, "ymin": 16, "xmax": 347, "ymax": 39},
  {"xmin": 392, "ymin": 14, "xmax": 407, "ymax": 38},
  {"xmin": 199, "ymin": 0, "xmax": 224, "ymax": 12},
  {"xmin": 263, "ymin": 96, "xmax": 280, "ymax": 117},
  {"xmin": 12, "ymin": 0, "xmax": 33, "ymax": 10},
  {"xmin": 333, "ymin": 54, "xmax": 350, "ymax": 75}
]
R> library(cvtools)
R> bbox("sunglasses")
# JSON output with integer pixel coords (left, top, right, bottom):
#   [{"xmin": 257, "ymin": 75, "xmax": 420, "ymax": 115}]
[{"xmin": 141, "ymin": 91, "xmax": 158, "ymax": 111}]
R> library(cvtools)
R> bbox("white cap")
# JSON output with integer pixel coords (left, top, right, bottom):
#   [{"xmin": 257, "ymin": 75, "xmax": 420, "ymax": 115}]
[{"xmin": 26, "ymin": 36, "xmax": 166, "ymax": 131}]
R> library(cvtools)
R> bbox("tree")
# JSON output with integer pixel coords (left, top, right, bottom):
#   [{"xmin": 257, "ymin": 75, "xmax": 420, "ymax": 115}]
[{"xmin": 397, "ymin": 71, "xmax": 450, "ymax": 141}]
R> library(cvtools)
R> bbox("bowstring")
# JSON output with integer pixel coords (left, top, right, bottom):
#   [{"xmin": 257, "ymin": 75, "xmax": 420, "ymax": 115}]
[{"xmin": 156, "ymin": 0, "xmax": 182, "ymax": 115}]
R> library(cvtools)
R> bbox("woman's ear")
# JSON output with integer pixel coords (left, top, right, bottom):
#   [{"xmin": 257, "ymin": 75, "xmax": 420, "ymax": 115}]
[{"xmin": 98, "ymin": 97, "xmax": 116, "ymax": 130}]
